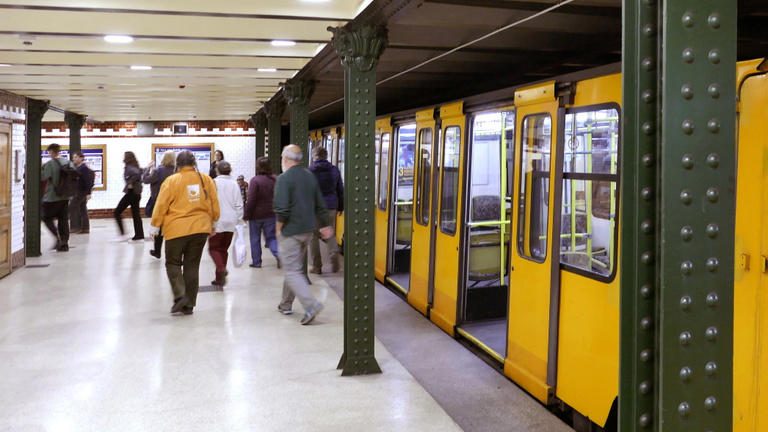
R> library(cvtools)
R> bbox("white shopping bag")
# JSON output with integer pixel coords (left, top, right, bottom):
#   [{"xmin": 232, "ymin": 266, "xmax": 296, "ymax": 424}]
[{"xmin": 232, "ymin": 224, "xmax": 247, "ymax": 268}]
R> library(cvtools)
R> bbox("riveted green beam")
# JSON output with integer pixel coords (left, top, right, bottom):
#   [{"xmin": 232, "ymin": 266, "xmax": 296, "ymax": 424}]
[
  {"xmin": 250, "ymin": 110, "xmax": 267, "ymax": 161},
  {"xmin": 64, "ymin": 111, "xmax": 85, "ymax": 156},
  {"xmin": 329, "ymin": 24, "xmax": 387, "ymax": 376},
  {"xmin": 284, "ymin": 79, "xmax": 315, "ymax": 167},
  {"xmin": 263, "ymin": 97, "xmax": 286, "ymax": 174},
  {"xmin": 25, "ymin": 98, "xmax": 49, "ymax": 258}
]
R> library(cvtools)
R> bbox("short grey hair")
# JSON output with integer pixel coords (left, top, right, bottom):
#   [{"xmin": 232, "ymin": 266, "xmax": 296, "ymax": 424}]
[
  {"xmin": 217, "ymin": 161, "xmax": 232, "ymax": 175},
  {"xmin": 176, "ymin": 150, "xmax": 197, "ymax": 168},
  {"xmin": 281, "ymin": 146, "xmax": 303, "ymax": 162}
]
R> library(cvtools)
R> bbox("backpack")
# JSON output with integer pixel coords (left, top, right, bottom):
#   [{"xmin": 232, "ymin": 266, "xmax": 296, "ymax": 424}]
[{"xmin": 52, "ymin": 159, "xmax": 80, "ymax": 198}]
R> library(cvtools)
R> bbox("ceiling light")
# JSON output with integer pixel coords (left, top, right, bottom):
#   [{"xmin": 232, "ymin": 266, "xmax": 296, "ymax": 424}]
[
  {"xmin": 130, "ymin": 65, "xmax": 152, "ymax": 70},
  {"xmin": 258, "ymin": 68, "xmax": 277, "ymax": 73},
  {"xmin": 104, "ymin": 35, "xmax": 134, "ymax": 44},
  {"xmin": 0, "ymin": 64, "xmax": 10, "ymax": 67},
  {"xmin": 271, "ymin": 40, "xmax": 296, "ymax": 47}
]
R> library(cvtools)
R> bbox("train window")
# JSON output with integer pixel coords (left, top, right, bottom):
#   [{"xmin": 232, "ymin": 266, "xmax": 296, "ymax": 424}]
[
  {"xmin": 416, "ymin": 128, "xmax": 434, "ymax": 226},
  {"xmin": 338, "ymin": 137, "xmax": 346, "ymax": 181},
  {"xmin": 560, "ymin": 106, "xmax": 620, "ymax": 279},
  {"xmin": 505, "ymin": 111, "xmax": 515, "ymax": 201},
  {"xmin": 440, "ymin": 126, "xmax": 461, "ymax": 235},
  {"xmin": 377, "ymin": 133, "xmax": 391, "ymax": 210},
  {"xmin": 517, "ymin": 114, "xmax": 552, "ymax": 262},
  {"xmin": 470, "ymin": 113, "xmax": 503, "ymax": 219},
  {"xmin": 375, "ymin": 133, "xmax": 381, "ymax": 197}
]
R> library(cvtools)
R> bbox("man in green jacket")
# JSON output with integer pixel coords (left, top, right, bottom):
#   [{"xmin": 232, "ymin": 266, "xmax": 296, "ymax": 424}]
[
  {"xmin": 41, "ymin": 143, "xmax": 74, "ymax": 252},
  {"xmin": 274, "ymin": 144, "xmax": 333, "ymax": 325}
]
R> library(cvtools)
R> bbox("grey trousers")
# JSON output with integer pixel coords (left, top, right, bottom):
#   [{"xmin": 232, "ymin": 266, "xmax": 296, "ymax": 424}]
[
  {"xmin": 279, "ymin": 232, "xmax": 322, "ymax": 314},
  {"xmin": 309, "ymin": 209, "xmax": 340, "ymax": 270}
]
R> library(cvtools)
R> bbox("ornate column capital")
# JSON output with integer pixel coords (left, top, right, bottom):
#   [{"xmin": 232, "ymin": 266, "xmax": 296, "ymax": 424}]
[
  {"xmin": 282, "ymin": 78, "xmax": 315, "ymax": 107},
  {"xmin": 249, "ymin": 111, "xmax": 267, "ymax": 129},
  {"xmin": 26, "ymin": 98, "xmax": 49, "ymax": 120},
  {"xmin": 64, "ymin": 111, "xmax": 86, "ymax": 130},
  {"xmin": 263, "ymin": 97, "xmax": 286, "ymax": 120},
  {"xmin": 328, "ymin": 25, "xmax": 388, "ymax": 72}
]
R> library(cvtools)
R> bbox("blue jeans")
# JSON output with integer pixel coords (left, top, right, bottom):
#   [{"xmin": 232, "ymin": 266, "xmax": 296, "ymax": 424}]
[{"xmin": 249, "ymin": 218, "xmax": 278, "ymax": 266}]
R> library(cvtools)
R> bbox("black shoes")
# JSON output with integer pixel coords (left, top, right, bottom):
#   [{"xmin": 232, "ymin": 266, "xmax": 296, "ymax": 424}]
[
  {"xmin": 149, "ymin": 250, "xmax": 161, "ymax": 259},
  {"xmin": 182, "ymin": 306, "xmax": 194, "ymax": 315},
  {"xmin": 56, "ymin": 244, "xmax": 69, "ymax": 252},
  {"xmin": 171, "ymin": 296, "xmax": 188, "ymax": 314}
]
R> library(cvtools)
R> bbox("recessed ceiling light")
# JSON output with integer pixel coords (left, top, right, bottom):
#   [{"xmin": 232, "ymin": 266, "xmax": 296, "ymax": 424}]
[
  {"xmin": 104, "ymin": 35, "xmax": 134, "ymax": 44},
  {"xmin": 271, "ymin": 40, "xmax": 296, "ymax": 47},
  {"xmin": 0, "ymin": 64, "xmax": 11, "ymax": 67},
  {"xmin": 130, "ymin": 65, "xmax": 152, "ymax": 70},
  {"xmin": 258, "ymin": 68, "xmax": 277, "ymax": 73}
]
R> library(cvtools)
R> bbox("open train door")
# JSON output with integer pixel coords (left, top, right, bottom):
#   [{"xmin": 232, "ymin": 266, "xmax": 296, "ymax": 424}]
[
  {"xmin": 374, "ymin": 117, "xmax": 393, "ymax": 282},
  {"xmin": 505, "ymin": 82, "xmax": 560, "ymax": 403},
  {"xmin": 0, "ymin": 121, "xmax": 11, "ymax": 279},
  {"xmin": 733, "ymin": 62, "xmax": 768, "ymax": 432}
]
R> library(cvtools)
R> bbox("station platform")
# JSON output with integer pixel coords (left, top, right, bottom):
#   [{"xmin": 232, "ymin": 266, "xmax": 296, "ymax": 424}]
[{"xmin": 0, "ymin": 219, "xmax": 571, "ymax": 432}]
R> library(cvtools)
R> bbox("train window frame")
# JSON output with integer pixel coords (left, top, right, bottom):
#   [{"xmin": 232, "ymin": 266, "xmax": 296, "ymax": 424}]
[
  {"xmin": 516, "ymin": 112, "xmax": 552, "ymax": 263},
  {"xmin": 415, "ymin": 127, "xmax": 434, "ymax": 227},
  {"xmin": 439, "ymin": 125, "xmax": 462, "ymax": 236},
  {"xmin": 559, "ymin": 102, "xmax": 621, "ymax": 283},
  {"xmin": 377, "ymin": 132, "xmax": 391, "ymax": 211}
]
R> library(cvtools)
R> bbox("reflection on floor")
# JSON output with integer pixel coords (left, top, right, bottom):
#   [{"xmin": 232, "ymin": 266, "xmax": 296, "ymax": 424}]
[
  {"xmin": 387, "ymin": 273, "xmax": 410, "ymax": 292},
  {"xmin": 460, "ymin": 319, "xmax": 507, "ymax": 358}
]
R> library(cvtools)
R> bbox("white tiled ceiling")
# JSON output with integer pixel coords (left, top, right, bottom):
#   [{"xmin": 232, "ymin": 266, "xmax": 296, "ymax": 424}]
[{"xmin": 0, "ymin": 0, "xmax": 370, "ymax": 121}]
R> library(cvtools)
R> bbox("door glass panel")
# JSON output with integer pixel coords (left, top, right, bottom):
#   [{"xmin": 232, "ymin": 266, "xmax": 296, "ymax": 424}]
[
  {"xmin": 338, "ymin": 137, "xmax": 346, "ymax": 181},
  {"xmin": 560, "ymin": 107, "xmax": 620, "ymax": 278},
  {"xmin": 391, "ymin": 124, "xmax": 416, "ymax": 274},
  {"xmin": 517, "ymin": 114, "xmax": 552, "ymax": 261},
  {"xmin": 375, "ymin": 133, "xmax": 381, "ymax": 194},
  {"xmin": 416, "ymin": 128, "xmax": 434, "ymax": 226},
  {"xmin": 440, "ymin": 126, "xmax": 461, "ymax": 235},
  {"xmin": 378, "ymin": 133, "xmax": 391, "ymax": 210}
]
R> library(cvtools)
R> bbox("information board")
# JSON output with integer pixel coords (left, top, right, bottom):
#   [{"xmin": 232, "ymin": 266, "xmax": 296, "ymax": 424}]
[
  {"xmin": 151, "ymin": 143, "xmax": 213, "ymax": 169},
  {"xmin": 41, "ymin": 144, "xmax": 107, "ymax": 191}
]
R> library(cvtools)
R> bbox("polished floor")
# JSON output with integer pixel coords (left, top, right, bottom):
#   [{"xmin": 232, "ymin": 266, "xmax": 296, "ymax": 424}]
[{"xmin": 0, "ymin": 220, "xmax": 461, "ymax": 432}]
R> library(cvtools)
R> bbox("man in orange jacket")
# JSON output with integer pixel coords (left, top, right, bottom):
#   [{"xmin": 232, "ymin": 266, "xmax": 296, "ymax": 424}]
[{"xmin": 150, "ymin": 151, "xmax": 220, "ymax": 315}]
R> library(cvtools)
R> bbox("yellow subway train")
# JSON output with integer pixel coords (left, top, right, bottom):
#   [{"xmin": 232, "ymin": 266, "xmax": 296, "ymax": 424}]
[{"xmin": 311, "ymin": 58, "xmax": 767, "ymax": 431}]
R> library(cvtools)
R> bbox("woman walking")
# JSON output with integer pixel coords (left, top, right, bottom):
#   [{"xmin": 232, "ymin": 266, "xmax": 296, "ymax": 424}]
[
  {"xmin": 150, "ymin": 151, "xmax": 220, "ymax": 315},
  {"xmin": 244, "ymin": 157, "xmax": 280, "ymax": 268},
  {"xmin": 143, "ymin": 150, "xmax": 176, "ymax": 258},
  {"xmin": 114, "ymin": 151, "xmax": 145, "ymax": 241},
  {"xmin": 209, "ymin": 149, "xmax": 224, "ymax": 179},
  {"xmin": 208, "ymin": 161, "xmax": 243, "ymax": 287}
]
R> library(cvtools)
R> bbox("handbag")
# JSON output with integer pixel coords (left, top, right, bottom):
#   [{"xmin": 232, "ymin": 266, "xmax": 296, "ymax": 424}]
[{"xmin": 232, "ymin": 223, "xmax": 247, "ymax": 268}]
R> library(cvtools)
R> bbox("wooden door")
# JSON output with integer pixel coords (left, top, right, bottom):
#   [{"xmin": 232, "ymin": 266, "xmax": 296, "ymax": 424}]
[{"xmin": 0, "ymin": 121, "xmax": 12, "ymax": 278}]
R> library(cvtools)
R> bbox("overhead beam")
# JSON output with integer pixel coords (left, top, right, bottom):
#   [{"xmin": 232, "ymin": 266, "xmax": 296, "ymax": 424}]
[{"xmin": 422, "ymin": 0, "xmax": 621, "ymax": 17}]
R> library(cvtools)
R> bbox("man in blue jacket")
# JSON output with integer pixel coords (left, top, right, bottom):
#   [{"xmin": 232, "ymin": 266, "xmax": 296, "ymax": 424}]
[
  {"xmin": 308, "ymin": 146, "xmax": 343, "ymax": 274},
  {"xmin": 70, "ymin": 151, "xmax": 95, "ymax": 234}
]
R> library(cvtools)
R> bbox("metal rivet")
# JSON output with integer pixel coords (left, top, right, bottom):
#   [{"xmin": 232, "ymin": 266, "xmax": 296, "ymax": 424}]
[
  {"xmin": 682, "ymin": 119, "xmax": 695, "ymax": 135},
  {"xmin": 704, "ymin": 396, "xmax": 717, "ymax": 411},
  {"xmin": 641, "ymin": 220, "xmax": 653, "ymax": 234},
  {"xmin": 640, "ymin": 284, "xmax": 653, "ymax": 299},
  {"xmin": 639, "ymin": 381, "xmax": 652, "ymax": 394},
  {"xmin": 680, "ymin": 366, "xmax": 693, "ymax": 381},
  {"xmin": 681, "ymin": 154, "xmax": 694, "ymax": 169},
  {"xmin": 680, "ymin": 295, "xmax": 693, "ymax": 310},
  {"xmin": 641, "ymin": 252, "xmax": 654, "ymax": 265},
  {"xmin": 641, "ymin": 187, "xmax": 654, "ymax": 200},
  {"xmin": 678, "ymin": 401, "xmax": 691, "ymax": 417},
  {"xmin": 680, "ymin": 331, "xmax": 693, "ymax": 345},
  {"xmin": 642, "ymin": 58, "xmax": 655, "ymax": 71},
  {"xmin": 640, "ymin": 349, "xmax": 652, "ymax": 362},
  {"xmin": 681, "ymin": 261, "xmax": 694, "ymax": 275},
  {"xmin": 642, "ymin": 153, "xmax": 654, "ymax": 166},
  {"xmin": 640, "ymin": 317, "xmax": 653, "ymax": 330},
  {"xmin": 705, "ymin": 326, "xmax": 718, "ymax": 341},
  {"xmin": 680, "ymin": 189, "xmax": 693, "ymax": 205},
  {"xmin": 642, "ymin": 89, "xmax": 655, "ymax": 103},
  {"xmin": 708, "ymin": 83, "xmax": 721, "ymax": 99},
  {"xmin": 706, "ymin": 187, "xmax": 719, "ymax": 202},
  {"xmin": 706, "ymin": 223, "xmax": 719, "ymax": 238},
  {"xmin": 707, "ymin": 119, "xmax": 721, "ymax": 133},
  {"xmin": 642, "ymin": 122, "xmax": 654, "ymax": 136},
  {"xmin": 643, "ymin": 24, "xmax": 656, "ymax": 37},
  {"xmin": 682, "ymin": 12, "xmax": 694, "ymax": 27},
  {"xmin": 706, "ymin": 292, "xmax": 720, "ymax": 307},
  {"xmin": 708, "ymin": 49, "xmax": 721, "ymax": 64},
  {"xmin": 681, "ymin": 84, "xmax": 694, "ymax": 100},
  {"xmin": 682, "ymin": 48, "xmax": 695, "ymax": 63},
  {"xmin": 639, "ymin": 414, "xmax": 651, "ymax": 428},
  {"xmin": 706, "ymin": 257, "xmax": 719, "ymax": 272},
  {"xmin": 708, "ymin": 13, "xmax": 721, "ymax": 28},
  {"xmin": 680, "ymin": 226, "xmax": 693, "ymax": 241},
  {"xmin": 705, "ymin": 361, "xmax": 718, "ymax": 376}
]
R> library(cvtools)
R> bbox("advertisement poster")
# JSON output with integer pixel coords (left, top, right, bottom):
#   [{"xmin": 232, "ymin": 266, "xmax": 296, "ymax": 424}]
[
  {"xmin": 151, "ymin": 143, "xmax": 213, "ymax": 169},
  {"xmin": 41, "ymin": 144, "xmax": 107, "ymax": 191}
]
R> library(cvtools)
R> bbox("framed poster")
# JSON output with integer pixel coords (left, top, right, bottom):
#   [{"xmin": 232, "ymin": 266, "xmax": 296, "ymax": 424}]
[
  {"xmin": 41, "ymin": 144, "xmax": 107, "ymax": 191},
  {"xmin": 151, "ymin": 143, "xmax": 213, "ymax": 169}
]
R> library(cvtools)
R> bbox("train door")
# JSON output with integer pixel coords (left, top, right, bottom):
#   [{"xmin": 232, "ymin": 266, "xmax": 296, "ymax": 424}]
[
  {"xmin": 456, "ymin": 109, "xmax": 514, "ymax": 361},
  {"xmin": 429, "ymin": 102, "xmax": 467, "ymax": 335},
  {"xmin": 374, "ymin": 118, "xmax": 393, "ymax": 282},
  {"xmin": 336, "ymin": 128, "xmax": 346, "ymax": 246},
  {"xmin": 0, "ymin": 121, "xmax": 11, "ymax": 278},
  {"xmin": 505, "ymin": 82, "xmax": 560, "ymax": 403},
  {"xmin": 734, "ymin": 69, "xmax": 768, "ymax": 432},
  {"xmin": 385, "ymin": 123, "xmax": 416, "ymax": 293},
  {"xmin": 408, "ymin": 108, "xmax": 438, "ymax": 314}
]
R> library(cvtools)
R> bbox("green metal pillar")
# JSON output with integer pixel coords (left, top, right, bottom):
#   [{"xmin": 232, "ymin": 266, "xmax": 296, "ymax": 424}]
[
  {"xmin": 620, "ymin": 1, "xmax": 736, "ymax": 430},
  {"xmin": 283, "ymin": 78, "xmax": 315, "ymax": 167},
  {"xmin": 263, "ymin": 97, "xmax": 285, "ymax": 174},
  {"xmin": 329, "ymin": 24, "xmax": 387, "ymax": 376},
  {"xmin": 64, "ymin": 111, "xmax": 86, "ymax": 156},
  {"xmin": 250, "ymin": 110, "xmax": 267, "ymax": 161},
  {"xmin": 25, "ymin": 98, "xmax": 49, "ymax": 258}
]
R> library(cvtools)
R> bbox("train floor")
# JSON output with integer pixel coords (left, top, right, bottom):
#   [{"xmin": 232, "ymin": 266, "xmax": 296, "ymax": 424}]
[
  {"xmin": 0, "ymin": 219, "xmax": 462, "ymax": 432},
  {"xmin": 460, "ymin": 319, "xmax": 508, "ymax": 357}
]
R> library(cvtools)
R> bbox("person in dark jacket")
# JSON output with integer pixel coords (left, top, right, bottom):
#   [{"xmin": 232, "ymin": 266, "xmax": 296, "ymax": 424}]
[
  {"xmin": 209, "ymin": 149, "xmax": 224, "ymax": 179},
  {"xmin": 114, "ymin": 151, "xmax": 144, "ymax": 241},
  {"xmin": 308, "ymin": 146, "xmax": 343, "ymax": 274},
  {"xmin": 244, "ymin": 157, "xmax": 279, "ymax": 268},
  {"xmin": 69, "ymin": 151, "xmax": 95, "ymax": 234},
  {"xmin": 143, "ymin": 150, "xmax": 176, "ymax": 258}
]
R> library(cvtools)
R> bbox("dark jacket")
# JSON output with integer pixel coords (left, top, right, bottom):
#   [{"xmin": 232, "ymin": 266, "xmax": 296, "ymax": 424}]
[
  {"xmin": 209, "ymin": 161, "xmax": 219, "ymax": 179},
  {"xmin": 244, "ymin": 174, "xmax": 277, "ymax": 220},
  {"xmin": 142, "ymin": 165, "xmax": 175, "ymax": 200},
  {"xmin": 273, "ymin": 165, "xmax": 329, "ymax": 237},
  {"xmin": 309, "ymin": 159, "xmax": 344, "ymax": 211},
  {"xmin": 76, "ymin": 163, "xmax": 95, "ymax": 195},
  {"xmin": 123, "ymin": 165, "xmax": 143, "ymax": 195}
]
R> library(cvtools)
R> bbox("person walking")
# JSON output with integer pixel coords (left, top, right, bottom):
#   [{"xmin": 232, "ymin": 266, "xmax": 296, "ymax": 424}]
[
  {"xmin": 208, "ymin": 161, "xmax": 243, "ymax": 287},
  {"xmin": 69, "ymin": 151, "xmax": 95, "ymax": 234},
  {"xmin": 143, "ymin": 150, "xmax": 176, "ymax": 258},
  {"xmin": 209, "ymin": 149, "xmax": 224, "ymax": 179},
  {"xmin": 150, "ymin": 151, "xmax": 219, "ymax": 315},
  {"xmin": 244, "ymin": 157, "xmax": 279, "ymax": 268},
  {"xmin": 41, "ymin": 143, "xmax": 74, "ymax": 252},
  {"xmin": 274, "ymin": 145, "xmax": 333, "ymax": 325},
  {"xmin": 236, "ymin": 175, "xmax": 248, "ymax": 207},
  {"xmin": 114, "ymin": 151, "xmax": 145, "ymax": 241},
  {"xmin": 308, "ymin": 146, "xmax": 343, "ymax": 274}
]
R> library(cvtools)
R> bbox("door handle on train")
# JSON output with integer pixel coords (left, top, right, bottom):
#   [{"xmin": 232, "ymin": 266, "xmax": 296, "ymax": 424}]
[{"xmin": 762, "ymin": 255, "xmax": 768, "ymax": 273}]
